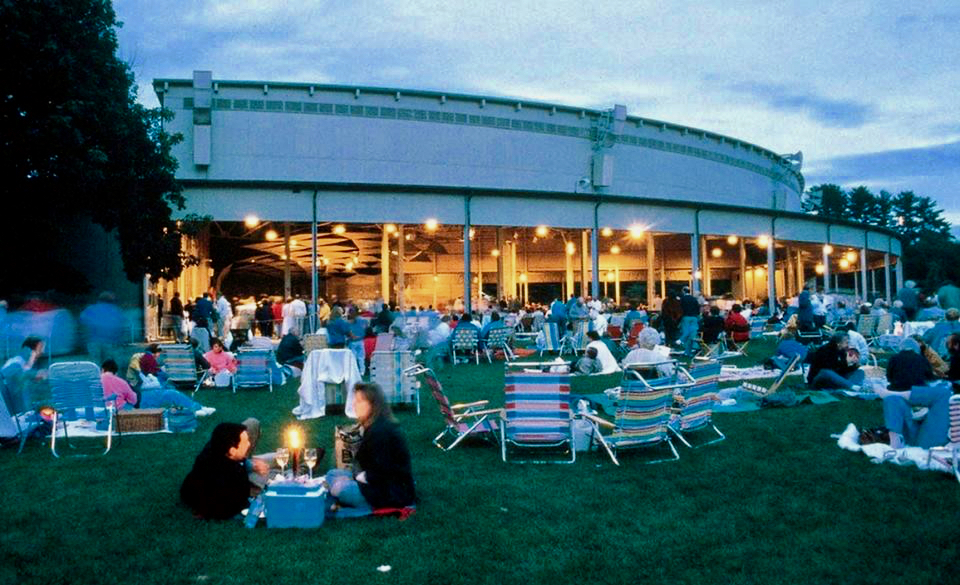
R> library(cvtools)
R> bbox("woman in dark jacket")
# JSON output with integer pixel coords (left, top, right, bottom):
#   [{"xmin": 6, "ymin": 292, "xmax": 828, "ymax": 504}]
[
  {"xmin": 180, "ymin": 422, "xmax": 256, "ymax": 520},
  {"xmin": 807, "ymin": 333, "xmax": 865, "ymax": 390},
  {"xmin": 325, "ymin": 383, "xmax": 416, "ymax": 517}
]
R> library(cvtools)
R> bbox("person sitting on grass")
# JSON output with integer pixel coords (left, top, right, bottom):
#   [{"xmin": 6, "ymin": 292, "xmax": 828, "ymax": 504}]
[
  {"xmin": 873, "ymin": 338, "xmax": 953, "ymax": 449},
  {"xmin": 139, "ymin": 343, "xmax": 168, "ymax": 385},
  {"xmin": 324, "ymin": 383, "xmax": 416, "ymax": 518},
  {"xmin": 101, "ymin": 359, "xmax": 215, "ymax": 416},
  {"xmin": 180, "ymin": 422, "xmax": 269, "ymax": 520},
  {"xmin": 806, "ymin": 333, "xmax": 864, "ymax": 390},
  {"xmin": 575, "ymin": 346, "xmax": 603, "ymax": 375},
  {"xmin": 584, "ymin": 330, "xmax": 619, "ymax": 374},
  {"xmin": 946, "ymin": 334, "xmax": 960, "ymax": 388},
  {"xmin": 771, "ymin": 331, "xmax": 807, "ymax": 372}
]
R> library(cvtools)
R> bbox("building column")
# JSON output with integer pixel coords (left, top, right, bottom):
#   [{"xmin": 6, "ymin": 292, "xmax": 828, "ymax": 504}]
[
  {"xmin": 380, "ymin": 227, "xmax": 390, "ymax": 302},
  {"xmin": 884, "ymin": 250, "xmax": 892, "ymax": 302},
  {"xmin": 283, "ymin": 222, "xmax": 291, "ymax": 299},
  {"xmin": 476, "ymin": 236, "xmax": 483, "ymax": 307},
  {"xmin": 796, "ymin": 249, "xmax": 804, "ymax": 292},
  {"xmin": 823, "ymin": 246, "xmax": 831, "ymax": 294},
  {"xmin": 700, "ymin": 236, "xmax": 711, "ymax": 297},
  {"xmin": 861, "ymin": 246, "xmax": 869, "ymax": 302},
  {"xmin": 660, "ymin": 250, "xmax": 667, "ymax": 299},
  {"xmin": 615, "ymin": 265, "xmax": 621, "ymax": 306},
  {"xmin": 691, "ymin": 234, "xmax": 701, "ymax": 295},
  {"xmin": 766, "ymin": 239, "xmax": 776, "ymax": 315},
  {"xmin": 463, "ymin": 201, "xmax": 472, "ymax": 314},
  {"xmin": 580, "ymin": 230, "xmax": 589, "ymax": 298},
  {"xmin": 565, "ymin": 239, "xmax": 574, "ymax": 300},
  {"xmin": 496, "ymin": 228, "xmax": 505, "ymax": 301},
  {"xmin": 738, "ymin": 238, "xmax": 751, "ymax": 301},
  {"xmin": 646, "ymin": 233, "xmax": 656, "ymax": 307},
  {"xmin": 397, "ymin": 225, "xmax": 405, "ymax": 310},
  {"xmin": 895, "ymin": 255, "xmax": 904, "ymax": 292},
  {"xmin": 785, "ymin": 246, "xmax": 795, "ymax": 296}
]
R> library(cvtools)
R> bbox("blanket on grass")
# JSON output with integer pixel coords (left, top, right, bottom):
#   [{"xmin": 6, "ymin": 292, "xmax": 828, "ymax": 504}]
[{"xmin": 834, "ymin": 423, "xmax": 955, "ymax": 476}]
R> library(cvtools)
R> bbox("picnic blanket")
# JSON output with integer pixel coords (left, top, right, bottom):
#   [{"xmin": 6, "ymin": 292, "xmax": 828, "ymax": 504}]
[
  {"xmin": 834, "ymin": 423, "xmax": 954, "ymax": 475},
  {"xmin": 14, "ymin": 411, "xmax": 171, "ymax": 439}
]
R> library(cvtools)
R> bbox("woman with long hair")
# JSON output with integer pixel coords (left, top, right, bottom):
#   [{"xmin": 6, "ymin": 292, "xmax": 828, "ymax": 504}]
[{"xmin": 324, "ymin": 383, "xmax": 416, "ymax": 517}]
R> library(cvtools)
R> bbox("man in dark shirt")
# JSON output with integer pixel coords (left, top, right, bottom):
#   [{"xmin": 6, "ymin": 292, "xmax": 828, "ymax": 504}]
[
  {"xmin": 678, "ymin": 286, "xmax": 701, "ymax": 356},
  {"xmin": 276, "ymin": 328, "xmax": 305, "ymax": 368},
  {"xmin": 181, "ymin": 422, "xmax": 267, "ymax": 520},
  {"xmin": 169, "ymin": 292, "xmax": 185, "ymax": 343},
  {"xmin": 807, "ymin": 333, "xmax": 864, "ymax": 389}
]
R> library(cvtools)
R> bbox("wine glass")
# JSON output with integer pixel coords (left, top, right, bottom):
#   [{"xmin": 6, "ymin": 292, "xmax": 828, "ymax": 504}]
[
  {"xmin": 275, "ymin": 447, "xmax": 289, "ymax": 478},
  {"xmin": 304, "ymin": 448, "xmax": 318, "ymax": 479}
]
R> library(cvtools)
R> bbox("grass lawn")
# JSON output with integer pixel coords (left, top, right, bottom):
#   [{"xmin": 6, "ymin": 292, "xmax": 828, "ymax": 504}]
[{"xmin": 2, "ymin": 341, "xmax": 958, "ymax": 585}]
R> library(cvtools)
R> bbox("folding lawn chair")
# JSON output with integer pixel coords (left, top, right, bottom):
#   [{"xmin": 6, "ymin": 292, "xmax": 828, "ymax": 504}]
[
  {"xmin": 162, "ymin": 343, "xmax": 207, "ymax": 393},
  {"xmin": 371, "ymin": 351, "xmax": 420, "ymax": 414},
  {"xmin": 581, "ymin": 370, "xmax": 684, "ymax": 465},
  {"xmin": 749, "ymin": 317, "xmax": 768, "ymax": 340},
  {"xmin": 500, "ymin": 369, "xmax": 575, "ymax": 463},
  {"xmin": 927, "ymin": 394, "xmax": 960, "ymax": 485},
  {"xmin": 374, "ymin": 333, "xmax": 395, "ymax": 352},
  {"xmin": 740, "ymin": 354, "xmax": 803, "ymax": 397},
  {"xmin": 856, "ymin": 314, "xmax": 879, "ymax": 345},
  {"xmin": 232, "ymin": 349, "xmax": 274, "ymax": 393},
  {"xmin": 403, "ymin": 364, "xmax": 499, "ymax": 450},
  {"xmin": 570, "ymin": 319, "xmax": 593, "ymax": 354},
  {"xmin": 484, "ymin": 327, "xmax": 516, "ymax": 362},
  {"xmin": 47, "ymin": 361, "xmax": 115, "ymax": 457},
  {"xmin": 451, "ymin": 327, "xmax": 481, "ymax": 365},
  {"xmin": 670, "ymin": 360, "xmax": 724, "ymax": 448},
  {"xmin": 540, "ymin": 322, "xmax": 574, "ymax": 357},
  {"xmin": 623, "ymin": 322, "xmax": 644, "ymax": 349}
]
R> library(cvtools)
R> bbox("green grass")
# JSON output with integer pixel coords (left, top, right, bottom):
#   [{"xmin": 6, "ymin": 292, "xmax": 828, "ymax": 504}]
[{"xmin": 2, "ymin": 344, "xmax": 958, "ymax": 585}]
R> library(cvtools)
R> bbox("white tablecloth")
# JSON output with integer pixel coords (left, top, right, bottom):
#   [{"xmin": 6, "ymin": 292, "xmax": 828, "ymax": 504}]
[{"xmin": 294, "ymin": 349, "xmax": 360, "ymax": 419}]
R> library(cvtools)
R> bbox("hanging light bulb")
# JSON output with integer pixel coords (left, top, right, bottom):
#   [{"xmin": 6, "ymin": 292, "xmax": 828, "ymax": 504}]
[
  {"xmin": 629, "ymin": 225, "xmax": 645, "ymax": 239},
  {"xmin": 243, "ymin": 215, "xmax": 259, "ymax": 228},
  {"xmin": 519, "ymin": 273, "xmax": 528, "ymax": 282},
  {"xmin": 384, "ymin": 223, "xmax": 397, "ymax": 234},
  {"xmin": 757, "ymin": 235, "xmax": 771, "ymax": 248},
  {"xmin": 424, "ymin": 219, "xmax": 439, "ymax": 232},
  {"xmin": 823, "ymin": 244, "xmax": 833, "ymax": 255},
  {"xmin": 565, "ymin": 242, "xmax": 576, "ymax": 255},
  {"xmin": 601, "ymin": 227, "xmax": 613, "ymax": 237},
  {"xmin": 469, "ymin": 228, "xmax": 476, "ymax": 239},
  {"xmin": 490, "ymin": 248, "xmax": 500, "ymax": 257},
  {"xmin": 265, "ymin": 229, "xmax": 278, "ymax": 241},
  {"xmin": 755, "ymin": 267, "xmax": 766, "ymax": 277},
  {"xmin": 839, "ymin": 259, "xmax": 850, "ymax": 269},
  {"xmin": 610, "ymin": 244, "xmax": 621, "ymax": 255},
  {"xmin": 711, "ymin": 247, "xmax": 723, "ymax": 258},
  {"xmin": 333, "ymin": 224, "xmax": 346, "ymax": 235},
  {"xmin": 727, "ymin": 235, "xmax": 738, "ymax": 245},
  {"xmin": 845, "ymin": 251, "xmax": 857, "ymax": 263},
  {"xmin": 535, "ymin": 225, "xmax": 549, "ymax": 237},
  {"xmin": 815, "ymin": 263, "xmax": 825, "ymax": 275},
  {"xmin": 694, "ymin": 270, "xmax": 702, "ymax": 279}
]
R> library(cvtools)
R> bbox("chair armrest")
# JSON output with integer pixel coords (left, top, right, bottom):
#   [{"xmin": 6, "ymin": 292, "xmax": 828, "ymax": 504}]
[
  {"xmin": 451, "ymin": 400, "xmax": 489, "ymax": 410},
  {"xmin": 580, "ymin": 412, "xmax": 615, "ymax": 429},
  {"xmin": 455, "ymin": 408, "xmax": 503, "ymax": 419}
]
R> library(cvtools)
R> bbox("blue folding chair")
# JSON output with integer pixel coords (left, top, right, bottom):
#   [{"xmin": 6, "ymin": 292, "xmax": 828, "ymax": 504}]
[
  {"xmin": 47, "ymin": 361, "xmax": 114, "ymax": 457},
  {"xmin": 232, "ymin": 349, "xmax": 274, "ymax": 393}
]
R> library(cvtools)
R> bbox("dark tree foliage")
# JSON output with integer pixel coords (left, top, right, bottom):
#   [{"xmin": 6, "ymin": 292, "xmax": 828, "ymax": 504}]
[
  {"xmin": 803, "ymin": 183, "xmax": 956, "ymax": 288},
  {"xmin": 0, "ymin": 0, "xmax": 195, "ymax": 291}
]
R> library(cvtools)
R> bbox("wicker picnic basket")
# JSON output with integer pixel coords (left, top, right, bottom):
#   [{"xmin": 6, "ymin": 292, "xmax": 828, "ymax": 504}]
[{"xmin": 116, "ymin": 408, "xmax": 166, "ymax": 433}]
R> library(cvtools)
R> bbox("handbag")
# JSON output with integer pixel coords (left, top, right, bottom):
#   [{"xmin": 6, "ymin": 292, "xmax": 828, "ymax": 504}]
[
  {"xmin": 858, "ymin": 426, "xmax": 890, "ymax": 445},
  {"xmin": 334, "ymin": 424, "xmax": 363, "ymax": 470}
]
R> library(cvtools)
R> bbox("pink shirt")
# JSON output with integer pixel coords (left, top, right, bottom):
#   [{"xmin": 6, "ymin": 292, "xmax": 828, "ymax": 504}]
[
  {"xmin": 101, "ymin": 372, "xmax": 138, "ymax": 410},
  {"xmin": 204, "ymin": 349, "xmax": 237, "ymax": 373}
]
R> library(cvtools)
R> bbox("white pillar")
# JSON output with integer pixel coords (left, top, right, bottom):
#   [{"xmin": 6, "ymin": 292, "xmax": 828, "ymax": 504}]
[
  {"xmin": 646, "ymin": 233, "xmax": 656, "ymax": 307},
  {"xmin": 380, "ymin": 227, "xmax": 390, "ymax": 301},
  {"xmin": 861, "ymin": 247, "xmax": 869, "ymax": 302},
  {"xmin": 397, "ymin": 225, "xmax": 405, "ymax": 309},
  {"xmin": 739, "ymin": 239, "xmax": 747, "ymax": 300},
  {"xmin": 691, "ymin": 233, "xmax": 701, "ymax": 295},
  {"xmin": 884, "ymin": 252, "xmax": 892, "ymax": 302},
  {"xmin": 767, "ymin": 239, "xmax": 776, "ymax": 314},
  {"xmin": 823, "ymin": 247, "xmax": 831, "ymax": 293}
]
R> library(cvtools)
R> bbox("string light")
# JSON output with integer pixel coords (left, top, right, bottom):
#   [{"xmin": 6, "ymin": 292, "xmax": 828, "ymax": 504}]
[
  {"xmin": 424, "ymin": 219, "xmax": 439, "ymax": 232},
  {"xmin": 333, "ymin": 224, "xmax": 346, "ymax": 235},
  {"xmin": 243, "ymin": 215, "xmax": 259, "ymax": 228},
  {"xmin": 535, "ymin": 225, "xmax": 549, "ymax": 237},
  {"xmin": 601, "ymin": 227, "xmax": 613, "ymax": 237},
  {"xmin": 823, "ymin": 244, "xmax": 833, "ymax": 255},
  {"xmin": 711, "ymin": 248, "xmax": 723, "ymax": 258},
  {"xmin": 727, "ymin": 235, "xmax": 738, "ymax": 245},
  {"xmin": 610, "ymin": 245, "xmax": 621, "ymax": 255},
  {"xmin": 757, "ymin": 235, "xmax": 771, "ymax": 248},
  {"xmin": 265, "ymin": 229, "xmax": 278, "ymax": 241}
]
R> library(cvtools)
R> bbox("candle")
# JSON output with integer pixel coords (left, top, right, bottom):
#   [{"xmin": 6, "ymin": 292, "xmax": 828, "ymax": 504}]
[{"xmin": 286, "ymin": 427, "xmax": 303, "ymax": 477}]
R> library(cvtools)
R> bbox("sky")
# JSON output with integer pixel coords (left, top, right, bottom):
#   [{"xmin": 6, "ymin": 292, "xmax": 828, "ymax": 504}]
[{"xmin": 114, "ymin": 0, "xmax": 960, "ymax": 231}]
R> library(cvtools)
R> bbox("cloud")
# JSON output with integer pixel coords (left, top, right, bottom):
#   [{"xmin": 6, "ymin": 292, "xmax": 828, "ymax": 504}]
[{"xmin": 724, "ymin": 81, "xmax": 876, "ymax": 128}]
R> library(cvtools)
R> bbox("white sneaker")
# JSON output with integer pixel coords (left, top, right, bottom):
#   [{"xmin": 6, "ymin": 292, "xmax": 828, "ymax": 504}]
[{"xmin": 195, "ymin": 406, "xmax": 216, "ymax": 417}]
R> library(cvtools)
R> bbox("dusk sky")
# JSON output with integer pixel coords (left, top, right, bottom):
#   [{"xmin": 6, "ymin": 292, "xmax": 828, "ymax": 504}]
[{"xmin": 114, "ymin": 0, "xmax": 960, "ymax": 230}]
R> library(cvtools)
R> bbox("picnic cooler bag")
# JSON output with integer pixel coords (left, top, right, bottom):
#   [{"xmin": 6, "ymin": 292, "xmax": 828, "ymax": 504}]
[
  {"xmin": 334, "ymin": 424, "xmax": 362, "ymax": 469},
  {"xmin": 264, "ymin": 482, "xmax": 326, "ymax": 529}
]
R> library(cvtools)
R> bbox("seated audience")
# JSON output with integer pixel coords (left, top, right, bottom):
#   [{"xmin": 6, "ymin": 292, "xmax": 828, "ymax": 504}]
[
  {"xmin": 139, "ymin": 344, "xmax": 168, "ymax": 384},
  {"xmin": 771, "ymin": 331, "xmax": 808, "ymax": 371},
  {"xmin": 102, "ymin": 359, "xmax": 213, "ymax": 415},
  {"xmin": 204, "ymin": 338, "xmax": 237, "ymax": 386},
  {"xmin": 180, "ymin": 422, "xmax": 268, "ymax": 519},
  {"xmin": 575, "ymin": 347, "xmax": 603, "ymax": 374},
  {"xmin": 276, "ymin": 327, "xmax": 305, "ymax": 368},
  {"xmin": 324, "ymin": 383, "xmax": 416, "ymax": 517},
  {"xmin": 622, "ymin": 327, "xmax": 674, "ymax": 377},
  {"xmin": 807, "ymin": 333, "xmax": 864, "ymax": 390},
  {"xmin": 701, "ymin": 306, "xmax": 726, "ymax": 344},
  {"xmin": 584, "ymin": 330, "xmax": 619, "ymax": 374},
  {"xmin": 917, "ymin": 298, "xmax": 945, "ymax": 322},
  {"xmin": 874, "ymin": 338, "xmax": 952, "ymax": 449},
  {"xmin": 724, "ymin": 304, "xmax": 750, "ymax": 344},
  {"xmin": 922, "ymin": 308, "xmax": 960, "ymax": 356}
]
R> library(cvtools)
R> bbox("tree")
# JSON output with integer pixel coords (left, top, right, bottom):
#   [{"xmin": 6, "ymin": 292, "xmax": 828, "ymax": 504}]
[
  {"xmin": 846, "ymin": 185, "xmax": 877, "ymax": 225},
  {"xmin": 0, "ymin": 0, "xmax": 193, "ymax": 292},
  {"xmin": 806, "ymin": 183, "xmax": 847, "ymax": 219}
]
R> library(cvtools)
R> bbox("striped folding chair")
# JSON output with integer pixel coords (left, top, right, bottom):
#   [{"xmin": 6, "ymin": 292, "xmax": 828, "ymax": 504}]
[
  {"xmin": 582, "ymin": 369, "xmax": 682, "ymax": 465},
  {"xmin": 749, "ymin": 317, "xmax": 768, "ymax": 340},
  {"xmin": 47, "ymin": 361, "xmax": 114, "ymax": 457},
  {"xmin": 404, "ymin": 364, "xmax": 499, "ymax": 450},
  {"xmin": 571, "ymin": 319, "xmax": 593, "ymax": 353},
  {"xmin": 928, "ymin": 394, "xmax": 960, "ymax": 484},
  {"xmin": 162, "ymin": 343, "xmax": 207, "ymax": 393},
  {"xmin": 540, "ymin": 322, "xmax": 573, "ymax": 356},
  {"xmin": 500, "ymin": 370, "xmax": 575, "ymax": 463},
  {"xmin": 371, "ymin": 351, "xmax": 420, "ymax": 414},
  {"xmin": 232, "ymin": 349, "xmax": 274, "ymax": 393},
  {"xmin": 451, "ymin": 327, "xmax": 480, "ymax": 365},
  {"xmin": 740, "ymin": 354, "xmax": 803, "ymax": 397},
  {"xmin": 856, "ymin": 314, "xmax": 879, "ymax": 345},
  {"xmin": 484, "ymin": 327, "xmax": 515, "ymax": 362},
  {"xmin": 670, "ymin": 360, "xmax": 724, "ymax": 448}
]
